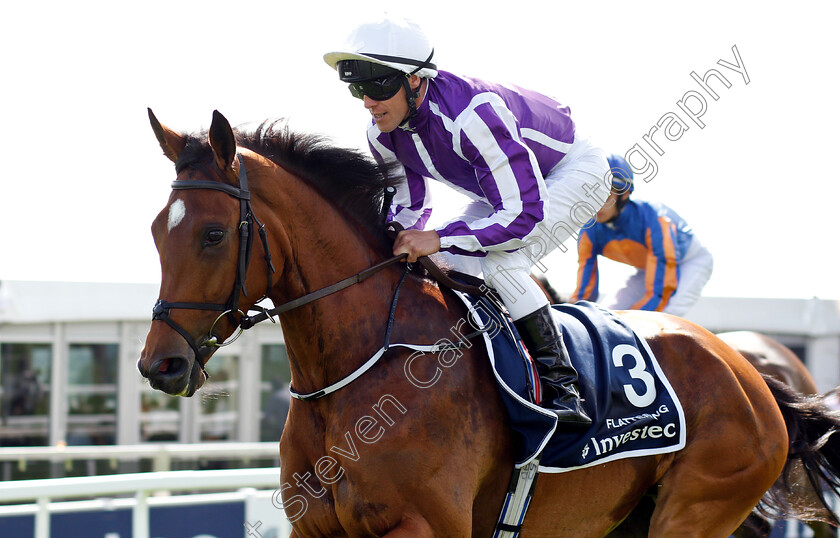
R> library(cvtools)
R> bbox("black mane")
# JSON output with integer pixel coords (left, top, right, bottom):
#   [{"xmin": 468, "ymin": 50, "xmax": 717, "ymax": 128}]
[{"xmin": 176, "ymin": 119, "xmax": 402, "ymax": 247}]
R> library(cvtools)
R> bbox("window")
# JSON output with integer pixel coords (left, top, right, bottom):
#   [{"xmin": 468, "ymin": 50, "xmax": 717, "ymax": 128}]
[
  {"xmin": 140, "ymin": 388, "xmax": 181, "ymax": 442},
  {"xmin": 66, "ymin": 344, "xmax": 118, "ymax": 446},
  {"xmin": 0, "ymin": 343, "xmax": 51, "ymax": 447},
  {"xmin": 198, "ymin": 355, "xmax": 239, "ymax": 442},
  {"xmin": 260, "ymin": 344, "xmax": 291, "ymax": 442}
]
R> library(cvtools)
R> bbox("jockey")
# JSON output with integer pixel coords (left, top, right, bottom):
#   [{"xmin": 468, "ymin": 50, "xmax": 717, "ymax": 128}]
[
  {"xmin": 324, "ymin": 15, "xmax": 611, "ymax": 427},
  {"xmin": 571, "ymin": 154, "xmax": 714, "ymax": 316}
]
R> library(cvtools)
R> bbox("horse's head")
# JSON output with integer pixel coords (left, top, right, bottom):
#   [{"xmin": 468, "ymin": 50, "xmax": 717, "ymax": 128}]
[
  {"xmin": 139, "ymin": 109, "xmax": 273, "ymax": 396},
  {"xmin": 139, "ymin": 109, "xmax": 404, "ymax": 397}
]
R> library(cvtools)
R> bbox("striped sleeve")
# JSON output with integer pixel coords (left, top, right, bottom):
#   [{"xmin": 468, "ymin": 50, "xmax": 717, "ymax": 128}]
[
  {"xmin": 631, "ymin": 217, "xmax": 679, "ymax": 311},
  {"xmin": 436, "ymin": 93, "xmax": 548, "ymax": 254},
  {"xmin": 368, "ymin": 129, "xmax": 432, "ymax": 231}
]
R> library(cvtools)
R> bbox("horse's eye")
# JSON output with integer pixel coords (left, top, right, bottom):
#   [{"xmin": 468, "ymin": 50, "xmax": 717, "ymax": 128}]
[{"xmin": 205, "ymin": 229, "xmax": 225, "ymax": 245}]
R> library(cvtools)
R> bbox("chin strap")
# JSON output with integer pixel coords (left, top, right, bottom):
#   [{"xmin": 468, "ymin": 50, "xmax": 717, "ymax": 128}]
[
  {"xmin": 403, "ymin": 48, "xmax": 434, "ymax": 120},
  {"xmin": 404, "ymin": 78, "xmax": 420, "ymax": 120}
]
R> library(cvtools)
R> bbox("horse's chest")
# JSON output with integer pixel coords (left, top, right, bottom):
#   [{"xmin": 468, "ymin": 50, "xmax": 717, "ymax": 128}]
[
  {"xmin": 292, "ymin": 457, "xmax": 407, "ymax": 532},
  {"xmin": 280, "ymin": 423, "xmax": 404, "ymax": 535},
  {"xmin": 283, "ymin": 480, "xmax": 396, "ymax": 537}
]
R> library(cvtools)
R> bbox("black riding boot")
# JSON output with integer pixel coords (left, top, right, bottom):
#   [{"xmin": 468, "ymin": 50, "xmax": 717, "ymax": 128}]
[{"xmin": 514, "ymin": 305, "xmax": 592, "ymax": 427}]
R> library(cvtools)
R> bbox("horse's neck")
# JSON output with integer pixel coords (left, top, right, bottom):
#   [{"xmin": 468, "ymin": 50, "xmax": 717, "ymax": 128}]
[
  {"xmin": 256, "ymin": 171, "xmax": 402, "ymax": 394},
  {"xmin": 278, "ymin": 270, "xmax": 402, "ymax": 394}
]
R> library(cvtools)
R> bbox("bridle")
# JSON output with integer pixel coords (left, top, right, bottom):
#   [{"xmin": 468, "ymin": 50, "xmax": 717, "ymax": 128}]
[
  {"xmin": 150, "ymin": 153, "xmax": 407, "ymax": 377},
  {"xmin": 151, "ymin": 154, "xmax": 275, "ymax": 376}
]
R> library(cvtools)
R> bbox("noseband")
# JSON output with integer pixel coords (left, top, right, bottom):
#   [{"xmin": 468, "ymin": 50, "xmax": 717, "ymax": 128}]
[{"xmin": 152, "ymin": 154, "xmax": 275, "ymax": 375}]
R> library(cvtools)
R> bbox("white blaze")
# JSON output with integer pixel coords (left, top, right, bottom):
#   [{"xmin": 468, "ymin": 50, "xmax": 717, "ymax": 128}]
[{"xmin": 167, "ymin": 199, "xmax": 186, "ymax": 232}]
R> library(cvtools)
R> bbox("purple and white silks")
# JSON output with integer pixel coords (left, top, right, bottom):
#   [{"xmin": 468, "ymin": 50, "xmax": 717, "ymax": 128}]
[{"xmin": 368, "ymin": 70, "xmax": 577, "ymax": 257}]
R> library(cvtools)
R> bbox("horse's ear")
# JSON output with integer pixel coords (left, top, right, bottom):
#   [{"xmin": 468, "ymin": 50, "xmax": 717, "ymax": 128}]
[
  {"xmin": 148, "ymin": 108, "xmax": 186, "ymax": 163},
  {"xmin": 209, "ymin": 110, "xmax": 237, "ymax": 173}
]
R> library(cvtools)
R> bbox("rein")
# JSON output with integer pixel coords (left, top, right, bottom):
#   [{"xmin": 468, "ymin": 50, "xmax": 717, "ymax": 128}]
[
  {"xmin": 151, "ymin": 152, "xmax": 494, "ymax": 391},
  {"xmin": 289, "ymin": 265, "xmax": 492, "ymax": 401},
  {"xmin": 239, "ymin": 254, "xmax": 407, "ymax": 329},
  {"xmin": 289, "ymin": 225, "xmax": 496, "ymax": 401}
]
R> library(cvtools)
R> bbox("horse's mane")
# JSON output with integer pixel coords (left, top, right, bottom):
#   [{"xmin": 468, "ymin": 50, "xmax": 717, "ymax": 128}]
[{"xmin": 176, "ymin": 119, "xmax": 402, "ymax": 249}]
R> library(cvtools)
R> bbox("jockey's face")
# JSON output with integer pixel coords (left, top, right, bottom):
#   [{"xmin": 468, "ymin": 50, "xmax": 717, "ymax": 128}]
[
  {"xmin": 595, "ymin": 192, "xmax": 628, "ymax": 223},
  {"xmin": 363, "ymin": 75, "xmax": 423, "ymax": 133}
]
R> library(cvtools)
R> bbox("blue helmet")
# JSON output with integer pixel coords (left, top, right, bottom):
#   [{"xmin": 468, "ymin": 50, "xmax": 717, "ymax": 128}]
[{"xmin": 607, "ymin": 154, "xmax": 634, "ymax": 193}]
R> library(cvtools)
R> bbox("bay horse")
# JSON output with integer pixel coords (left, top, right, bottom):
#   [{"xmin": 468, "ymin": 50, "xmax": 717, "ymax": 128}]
[{"xmin": 138, "ymin": 109, "xmax": 840, "ymax": 537}]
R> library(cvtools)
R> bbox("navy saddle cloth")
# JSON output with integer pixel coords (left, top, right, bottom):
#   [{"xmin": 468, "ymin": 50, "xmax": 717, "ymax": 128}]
[{"xmin": 455, "ymin": 294, "xmax": 686, "ymax": 472}]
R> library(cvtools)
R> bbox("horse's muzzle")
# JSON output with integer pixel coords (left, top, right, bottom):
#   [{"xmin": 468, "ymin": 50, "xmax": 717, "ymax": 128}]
[{"xmin": 137, "ymin": 354, "xmax": 204, "ymax": 396}]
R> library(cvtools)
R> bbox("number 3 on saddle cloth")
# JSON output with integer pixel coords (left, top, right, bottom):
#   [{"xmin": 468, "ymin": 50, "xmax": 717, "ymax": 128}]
[{"xmin": 457, "ymin": 294, "xmax": 686, "ymax": 472}]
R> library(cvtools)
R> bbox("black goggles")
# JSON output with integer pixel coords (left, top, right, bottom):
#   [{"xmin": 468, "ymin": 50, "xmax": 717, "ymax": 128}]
[
  {"xmin": 338, "ymin": 59, "xmax": 407, "ymax": 101},
  {"xmin": 347, "ymin": 74, "xmax": 406, "ymax": 101}
]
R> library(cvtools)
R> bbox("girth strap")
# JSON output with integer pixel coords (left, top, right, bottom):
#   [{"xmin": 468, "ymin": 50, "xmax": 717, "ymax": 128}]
[{"xmin": 493, "ymin": 458, "xmax": 541, "ymax": 538}]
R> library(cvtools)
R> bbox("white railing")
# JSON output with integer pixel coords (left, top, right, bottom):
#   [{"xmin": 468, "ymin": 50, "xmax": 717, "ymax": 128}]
[
  {"xmin": 0, "ymin": 441, "xmax": 279, "ymax": 474},
  {"xmin": 0, "ymin": 467, "xmax": 289, "ymax": 538},
  {"xmin": 0, "ymin": 465, "xmax": 824, "ymax": 538}
]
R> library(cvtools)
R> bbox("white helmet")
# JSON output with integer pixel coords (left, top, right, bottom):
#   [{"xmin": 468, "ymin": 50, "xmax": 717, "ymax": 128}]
[{"xmin": 324, "ymin": 16, "xmax": 438, "ymax": 79}]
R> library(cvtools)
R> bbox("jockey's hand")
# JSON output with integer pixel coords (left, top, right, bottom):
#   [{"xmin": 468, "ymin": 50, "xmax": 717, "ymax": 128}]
[{"xmin": 393, "ymin": 229, "xmax": 441, "ymax": 263}]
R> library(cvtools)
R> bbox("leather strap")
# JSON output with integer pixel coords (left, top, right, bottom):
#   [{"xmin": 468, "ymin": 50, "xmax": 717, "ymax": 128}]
[
  {"xmin": 386, "ymin": 222, "xmax": 492, "ymax": 299},
  {"xmin": 240, "ymin": 254, "xmax": 407, "ymax": 329}
]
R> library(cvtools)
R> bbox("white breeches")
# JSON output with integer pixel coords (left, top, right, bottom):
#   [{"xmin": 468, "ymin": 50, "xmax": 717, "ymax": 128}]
[
  {"xmin": 440, "ymin": 135, "xmax": 610, "ymax": 320},
  {"xmin": 610, "ymin": 235, "xmax": 714, "ymax": 317}
]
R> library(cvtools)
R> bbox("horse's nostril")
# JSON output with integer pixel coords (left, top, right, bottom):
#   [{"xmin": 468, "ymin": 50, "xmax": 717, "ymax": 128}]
[{"xmin": 153, "ymin": 357, "xmax": 188, "ymax": 379}]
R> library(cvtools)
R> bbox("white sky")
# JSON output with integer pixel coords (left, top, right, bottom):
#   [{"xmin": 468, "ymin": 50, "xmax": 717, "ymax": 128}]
[{"xmin": 2, "ymin": 1, "xmax": 838, "ymax": 301}]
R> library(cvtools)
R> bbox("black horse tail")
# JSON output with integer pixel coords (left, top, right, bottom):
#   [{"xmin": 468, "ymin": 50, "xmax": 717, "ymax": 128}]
[{"xmin": 757, "ymin": 375, "xmax": 840, "ymax": 525}]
